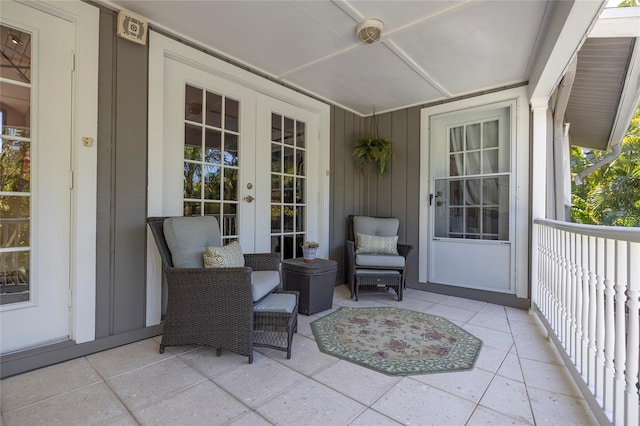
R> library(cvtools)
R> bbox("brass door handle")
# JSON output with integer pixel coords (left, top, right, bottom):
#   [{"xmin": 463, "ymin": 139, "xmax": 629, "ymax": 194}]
[{"xmin": 243, "ymin": 195, "xmax": 254, "ymax": 203}]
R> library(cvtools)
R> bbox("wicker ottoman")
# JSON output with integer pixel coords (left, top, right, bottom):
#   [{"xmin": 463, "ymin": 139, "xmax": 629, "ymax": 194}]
[
  {"xmin": 281, "ymin": 258, "xmax": 337, "ymax": 315},
  {"xmin": 253, "ymin": 291, "xmax": 298, "ymax": 359},
  {"xmin": 354, "ymin": 269, "xmax": 403, "ymax": 301}
]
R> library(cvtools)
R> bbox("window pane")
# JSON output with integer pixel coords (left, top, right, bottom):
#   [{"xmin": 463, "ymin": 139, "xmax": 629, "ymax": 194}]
[
  {"xmin": 205, "ymin": 91, "xmax": 222, "ymax": 128},
  {"xmin": 183, "ymin": 201, "xmax": 201, "ymax": 216},
  {"xmin": 466, "ymin": 123, "xmax": 481, "ymax": 150},
  {"xmin": 271, "ymin": 205, "xmax": 281, "ymax": 233},
  {"xmin": 271, "ymin": 143, "xmax": 281, "ymax": 172},
  {"xmin": 183, "ymin": 162, "xmax": 201, "ymax": 199},
  {"xmin": 221, "ymin": 203, "xmax": 237, "ymax": 236},
  {"xmin": 0, "ymin": 139, "xmax": 30, "ymax": 192},
  {"xmin": 1, "ymin": 83, "xmax": 30, "ymax": 136},
  {"xmin": 465, "ymin": 179, "xmax": 481, "ymax": 205},
  {"xmin": 271, "ymin": 174, "xmax": 281, "ymax": 202},
  {"xmin": 466, "ymin": 207, "xmax": 480, "ymax": 234},
  {"xmin": 283, "ymin": 235, "xmax": 294, "ymax": 259},
  {"xmin": 283, "ymin": 176, "xmax": 294, "ymax": 203},
  {"xmin": 204, "ymin": 165, "xmax": 220, "ymax": 200},
  {"xmin": 449, "ymin": 126, "xmax": 463, "ymax": 152},
  {"xmin": 0, "ymin": 251, "xmax": 30, "ymax": 305},
  {"xmin": 450, "ymin": 153, "xmax": 462, "ymax": 176},
  {"xmin": 449, "ymin": 207, "xmax": 463, "ymax": 233},
  {"xmin": 224, "ymin": 133, "xmax": 238, "ymax": 166},
  {"xmin": 483, "ymin": 177, "xmax": 499, "ymax": 205},
  {"xmin": 203, "ymin": 202, "xmax": 220, "ymax": 216},
  {"xmin": 295, "ymin": 148, "xmax": 304, "ymax": 176},
  {"xmin": 225, "ymin": 98, "xmax": 239, "ymax": 132},
  {"xmin": 184, "ymin": 124, "xmax": 202, "ymax": 160},
  {"xmin": 0, "ymin": 26, "xmax": 31, "ymax": 83},
  {"xmin": 296, "ymin": 121, "xmax": 306, "ymax": 148},
  {"xmin": 185, "ymin": 85, "xmax": 203, "ymax": 123},
  {"xmin": 284, "ymin": 117, "xmax": 294, "ymax": 146},
  {"xmin": 295, "ymin": 234, "xmax": 304, "ymax": 258},
  {"xmin": 0, "ymin": 196, "xmax": 29, "ymax": 248},
  {"xmin": 284, "ymin": 146, "xmax": 294, "ymax": 174},
  {"xmin": 271, "ymin": 114, "xmax": 281, "ymax": 142},
  {"xmin": 483, "ymin": 207, "xmax": 499, "ymax": 234},
  {"xmin": 483, "ymin": 149, "xmax": 498, "ymax": 174},
  {"xmin": 465, "ymin": 151, "xmax": 480, "ymax": 175},
  {"xmin": 296, "ymin": 206, "xmax": 305, "ymax": 232},
  {"xmin": 223, "ymin": 168, "xmax": 238, "ymax": 201},
  {"xmin": 204, "ymin": 129, "xmax": 221, "ymax": 164},
  {"xmin": 284, "ymin": 209, "xmax": 294, "ymax": 232},
  {"xmin": 449, "ymin": 180, "xmax": 462, "ymax": 206},
  {"xmin": 483, "ymin": 120, "xmax": 498, "ymax": 148},
  {"xmin": 295, "ymin": 177, "xmax": 305, "ymax": 203}
]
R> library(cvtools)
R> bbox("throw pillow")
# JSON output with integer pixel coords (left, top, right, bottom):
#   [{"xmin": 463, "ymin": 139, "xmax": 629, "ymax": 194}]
[
  {"xmin": 203, "ymin": 241, "xmax": 245, "ymax": 268},
  {"xmin": 355, "ymin": 233, "xmax": 398, "ymax": 255}
]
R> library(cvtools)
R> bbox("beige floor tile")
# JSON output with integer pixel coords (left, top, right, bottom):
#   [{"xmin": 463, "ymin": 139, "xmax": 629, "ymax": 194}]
[
  {"xmin": 473, "ymin": 346, "xmax": 509, "ymax": 373},
  {"xmin": 312, "ymin": 360, "xmax": 401, "ymax": 406},
  {"xmin": 463, "ymin": 324, "xmax": 514, "ymax": 352},
  {"xmin": 467, "ymin": 405, "xmax": 533, "ymax": 425},
  {"xmin": 468, "ymin": 311, "xmax": 511, "ymax": 333},
  {"xmin": 134, "ymin": 380, "xmax": 248, "ymax": 425},
  {"xmin": 349, "ymin": 409, "xmax": 402, "ymax": 425},
  {"xmin": 214, "ymin": 353, "xmax": 305, "ymax": 408},
  {"xmin": 425, "ymin": 303, "xmax": 476, "ymax": 323},
  {"xmin": 528, "ymin": 387, "xmax": 599, "ymax": 426},
  {"xmin": 227, "ymin": 411, "xmax": 272, "ymax": 426},
  {"xmin": 479, "ymin": 375, "xmax": 534, "ymax": 424},
  {"xmin": 256, "ymin": 378, "xmax": 365, "ymax": 426},
  {"xmin": 1, "ymin": 357, "xmax": 102, "ymax": 413},
  {"xmin": 496, "ymin": 353, "xmax": 524, "ymax": 383},
  {"xmin": 413, "ymin": 368, "xmax": 494, "ymax": 403},
  {"xmin": 3, "ymin": 382, "xmax": 127, "ymax": 426},
  {"xmin": 269, "ymin": 334, "xmax": 338, "ymax": 375},
  {"xmin": 520, "ymin": 358, "xmax": 581, "ymax": 397},
  {"xmin": 513, "ymin": 334, "xmax": 564, "ymax": 365},
  {"xmin": 87, "ymin": 338, "xmax": 171, "ymax": 378},
  {"xmin": 441, "ymin": 295, "xmax": 487, "ymax": 312},
  {"xmin": 404, "ymin": 289, "xmax": 449, "ymax": 304},
  {"xmin": 100, "ymin": 413, "xmax": 140, "ymax": 426},
  {"xmin": 479, "ymin": 303, "xmax": 508, "ymax": 317},
  {"xmin": 372, "ymin": 378, "xmax": 476, "ymax": 425},
  {"xmin": 384, "ymin": 297, "xmax": 435, "ymax": 312},
  {"xmin": 178, "ymin": 346, "xmax": 248, "ymax": 378},
  {"xmin": 506, "ymin": 307, "xmax": 538, "ymax": 324},
  {"xmin": 107, "ymin": 356, "xmax": 207, "ymax": 411}
]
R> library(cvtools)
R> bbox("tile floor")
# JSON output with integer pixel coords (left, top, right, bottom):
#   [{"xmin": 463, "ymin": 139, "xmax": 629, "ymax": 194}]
[{"xmin": 0, "ymin": 286, "xmax": 598, "ymax": 426}]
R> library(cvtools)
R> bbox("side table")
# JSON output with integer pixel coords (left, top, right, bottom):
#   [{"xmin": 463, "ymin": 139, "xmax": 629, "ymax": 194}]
[{"xmin": 281, "ymin": 258, "xmax": 337, "ymax": 315}]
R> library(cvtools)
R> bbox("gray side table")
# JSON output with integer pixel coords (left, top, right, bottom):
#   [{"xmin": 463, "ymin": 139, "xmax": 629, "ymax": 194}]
[{"xmin": 281, "ymin": 258, "xmax": 337, "ymax": 315}]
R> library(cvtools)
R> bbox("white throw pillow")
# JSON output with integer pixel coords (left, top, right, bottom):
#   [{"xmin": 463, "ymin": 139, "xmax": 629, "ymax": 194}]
[
  {"xmin": 203, "ymin": 241, "xmax": 245, "ymax": 268},
  {"xmin": 355, "ymin": 233, "xmax": 398, "ymax": 255}
]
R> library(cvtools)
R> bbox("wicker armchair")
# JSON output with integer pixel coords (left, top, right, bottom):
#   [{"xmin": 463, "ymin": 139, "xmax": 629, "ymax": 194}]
[
  {"xmin": 147, "ymin": 216, "xmax": 280, "ymax": 363},
  {"xmin": 346, "ymin": 215, "xmax": 413, "ymax": 301}
]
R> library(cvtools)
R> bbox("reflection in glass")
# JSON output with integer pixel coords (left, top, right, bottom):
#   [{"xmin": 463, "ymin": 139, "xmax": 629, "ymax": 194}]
[
  {"xmin": 450, "ymin": 127, "xmax": 463, "ymax": 152},
  {"xmin": 205, "ymin": 91, "xmax": 222, "ymax": 127},
  {"xmin": 283, "ymin": 235, "xmax": 294, "ymax": 259},
  {"xmin": 221, "ymin": 204, "xmax": 237, "ymax": 236},
  {"xmin": 483, "ymin": 149, "xmax": 498, "ymax": 174},
  {"xmin": 183, "ymin": 162, "xmax": 202, "ymax": 199},
  {"xmin": 0, "ymin": 196, "xmax": 29, "ymax": 248},
  {"xmin": 466, "ymin": 207, "xmax": 480, "ymax": 233},
  {"xmin": 284, "ymin": 146, "xmax": 294, "ymax": 174},
  {"xmin": 466, "ymin": 123, "xmax": 480, "ymax": 150},
  {"xmin": 185, "ymin": 85, "xmax": 203, "ymax": 123},
  {"xmin": 203, "ymin": 202, "xmax": 220, "ymax": 216},
  {"xmin": 465, "ymin": 179, "xmax": 480, "ymax": 205},
  {"xmin": 183, "ymin": 201, "xmax": 201, "ymax": 216},
  {"xmin": 271, "ymin": 143, "xmax": 281, "ymax": 172},
  {"xmin": 272, "ymin": 114, "xmax": 281, "ymax": 142},
  {"xmin": 271, "ymin": 205, "xmax": 281, "ymax": 233},
  {"xmin": 295, "ymin": 234, "xmax": 304, "ymax": 258},
  {"xmin": 296, "ymin": 122, "xmax": 305, "ymax": 148},
  {"xmin": 483, "ymin": 178, "xmax": 498, "ymax": 205},
  {"xmin": 483, "ymin": 120, "xmax": 498, "ymax": 148},
  {"xmin": 0, "ymin": 139, "xmax": 30, "ymax": 192},
  {"xmin": 284, "ymin": 207, "xmax": 294, "ymax": 232},
  {"xmin": 1, "ymin": 83, "xmax": 30, "ymax": 135},
  {"xmin": 204, "ymin": 165, "xmax": 220, "ymax": 200},
  {"xmin": 296, "ymin": 207, "xmax": 304, "ymax": 232},
  {"xmin": 283, "ymin": 175, "xmax": 293, "ymax": 203},
  {"xmin": 0, "ymin": 251, "xmax": 30, "ymax": 305},
  {"xmin": 295, "ymin": 177, "xmax": 304, "ymax": 203},
  {"xmin": 184, "ymin": 124, "xmax": 202, "ymax": 160},
  {"xmin": 449, "ymin": 180, "xmax": 462, "ymax": 205},
  {"xmin": 224, "ymin": 133, "xmax": 238, "ymax": 166},
  {"xmin": 0, "ymin": 26, "xmax": 31, "ymax": 83},
  {"xmin": 225, "ymin": 98, "xmax": 239, "ymax": 132},
  {"xmin": 450, "ymin": 153, "xmax": 462, "ymax": 176},
  {"xmin": 271, "ymin": 174, "xmax": 281, "ymax": 202},
  {"xmin": 223, "ymin": 168, "xmax": 238, "ymax": 201},
  {"xmin": 449, "ymin": 207, "xmax": 463, "ymax": 233},
  {"xmin": 483, "ymin": 207, "xmax": 499, "ymax": 235},
  {"xmin": 284, "ymin": 117, "xmax": 294, "ymax": 146},
  {"xmin": 204, "ymin": 129, "xmax": 221, "ymax": 164},
  {"xmin": 465, "ymin": 151, "xmax": 480, "ymax": 175},
  {"xmin": 296, "ymin": 149, "xmax": 304, "ymax": 176}
]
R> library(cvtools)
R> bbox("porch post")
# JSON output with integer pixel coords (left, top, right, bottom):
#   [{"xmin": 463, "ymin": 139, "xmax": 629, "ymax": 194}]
[{"xmin": 531, "ymin": 99, "xmax": 549, "ymax": 309}]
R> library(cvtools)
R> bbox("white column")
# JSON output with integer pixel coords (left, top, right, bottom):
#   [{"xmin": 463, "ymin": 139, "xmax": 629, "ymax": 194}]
[{"xmin": 531, "ymin": 99, "xmax": 549, "ymax": 309}]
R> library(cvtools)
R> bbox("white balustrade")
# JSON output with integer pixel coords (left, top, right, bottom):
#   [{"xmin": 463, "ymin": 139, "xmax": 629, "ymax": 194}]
[{"xmin": 533, "ymin": 219, "xmax": 640, "ymax": 426}]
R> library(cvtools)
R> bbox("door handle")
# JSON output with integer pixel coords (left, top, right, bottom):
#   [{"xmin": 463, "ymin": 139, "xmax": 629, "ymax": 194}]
[{"xmin": 243, "ymin": 195, "xmax": 254, "ymax": 203}]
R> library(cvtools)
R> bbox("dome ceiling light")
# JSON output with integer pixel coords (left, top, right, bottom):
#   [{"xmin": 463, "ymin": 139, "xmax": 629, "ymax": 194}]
[{"xmin": 356, "ymin": 18, "xmax": 384, "ymax": 45}]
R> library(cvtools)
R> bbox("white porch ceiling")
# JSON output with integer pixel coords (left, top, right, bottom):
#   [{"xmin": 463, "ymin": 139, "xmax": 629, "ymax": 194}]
[{"xmin": 110, "ymin": 0, "xmax": 557, "ymax": 116}]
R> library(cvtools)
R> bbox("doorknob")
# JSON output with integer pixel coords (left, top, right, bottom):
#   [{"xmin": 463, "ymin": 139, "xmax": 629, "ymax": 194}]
[{"xmin": 243, "ymin": 195, "xmax": 254, "ymax": 203}]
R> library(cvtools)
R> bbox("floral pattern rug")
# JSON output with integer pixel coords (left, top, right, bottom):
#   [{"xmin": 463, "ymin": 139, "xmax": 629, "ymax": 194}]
[{"xmin": 311, "ymin": 307, "xmax": 482, "ymax": 376}]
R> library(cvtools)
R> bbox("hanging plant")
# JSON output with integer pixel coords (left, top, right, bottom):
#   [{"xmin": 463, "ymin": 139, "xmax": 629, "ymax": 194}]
[{"xmin": 353, "ymin": 111, "xmax": 395, "ymax": 176}]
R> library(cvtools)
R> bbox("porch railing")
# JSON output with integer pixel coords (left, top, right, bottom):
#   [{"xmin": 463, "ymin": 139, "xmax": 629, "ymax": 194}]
[{"xmin": 533, "ymin": 219, "xmax": 639, "ymax": 426}]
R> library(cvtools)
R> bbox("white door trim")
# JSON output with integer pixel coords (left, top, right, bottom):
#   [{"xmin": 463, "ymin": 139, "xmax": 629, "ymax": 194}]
[
  {"xmin": 146, "ymin": 31, "xmax": 330, "ymax": 326},
  {"xmin": 419, "ymin": 86, "xmax": 530, "ymax": 298}
]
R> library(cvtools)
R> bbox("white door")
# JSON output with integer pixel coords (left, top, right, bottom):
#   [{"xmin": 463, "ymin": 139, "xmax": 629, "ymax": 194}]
[
  {"xmin": 162, "ymin": 57, "xmax": 322, "ymax": 257},
  {"xmin": 428, "ymin": 105, "xmax": 515, "ymax": 293},
  {"xmin": 1, "ymin": 2, "xmax": 73, "ymax": 353}
]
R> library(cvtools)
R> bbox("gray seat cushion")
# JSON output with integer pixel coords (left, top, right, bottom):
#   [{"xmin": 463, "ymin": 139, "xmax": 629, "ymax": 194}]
[
  {"xmin": 353, "ymin": 216, "xmax": 399, "ymax": 237},
  {"xmin": 355, "ymin": 253, "xmax": 405, "ymax": 268},
  {"xmin": 254, "ymin": 293, "xmax": 296, "ymax": 314},
  {"xmin": 251, "ymin": 271, "xmax": 280, "ymax": 302},
  {"xmin": 163, "ymin": 216, "xmax": 221, "ymax": 268}
]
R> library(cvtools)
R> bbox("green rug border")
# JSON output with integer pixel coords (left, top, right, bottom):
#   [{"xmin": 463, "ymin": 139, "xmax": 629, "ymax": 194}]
[{"xmin": 310, "ymin": 306, "xmax": 483, "ymax": 376}]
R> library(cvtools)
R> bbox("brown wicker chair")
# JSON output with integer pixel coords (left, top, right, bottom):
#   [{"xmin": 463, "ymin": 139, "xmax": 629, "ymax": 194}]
[
  {"xmin": 147, "ymin": 216, "xmax": 281, "ymax": 363},
  {"xmin": 345, "ymin": 215, "xmax": 413, "ymax": 301}
]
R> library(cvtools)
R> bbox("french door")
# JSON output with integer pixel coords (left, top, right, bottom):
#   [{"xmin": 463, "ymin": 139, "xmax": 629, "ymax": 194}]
[
  {"xmin": 428, "ymin": 105, "xmax": 515, "ymax": 293},
  {"xmin": 0, "ymin": 2, "xmax": 73, "ymax": 353}
]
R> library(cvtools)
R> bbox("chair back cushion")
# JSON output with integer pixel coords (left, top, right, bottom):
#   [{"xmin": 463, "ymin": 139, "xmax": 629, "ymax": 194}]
[
  {"xmin": 203, "ymin": 241, "xmax": 245, "ymax": 268},
  {"xmin": 353, "ymin": 216, "xmax": 399, "ymax": 237},
  {"xmin": 163, "ymin": 216, "xmax": 221, "ymax": 268}
]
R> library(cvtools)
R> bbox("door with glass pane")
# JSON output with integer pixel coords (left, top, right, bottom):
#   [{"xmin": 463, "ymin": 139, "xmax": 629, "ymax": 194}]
[
  {"xmin": 429, "ymin": 106, "xmax": 514, "ymax": 293},
  {"xmin": 1, "ymin": 3, "xmax": 73, "ymax": 353}
]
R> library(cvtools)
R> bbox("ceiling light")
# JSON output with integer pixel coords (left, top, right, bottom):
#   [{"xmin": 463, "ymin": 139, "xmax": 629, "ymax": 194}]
[
  {"xmin": 9, "ymin": 34, "xmax": 22, "ymax": 45},
  {"xmin": 356, "ymin": 19, "xmax": 384, "ymax": 45}
]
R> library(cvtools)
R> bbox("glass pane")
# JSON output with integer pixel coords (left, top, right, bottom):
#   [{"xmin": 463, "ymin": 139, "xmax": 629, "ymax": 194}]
[
  {"xmin": 482, "ymin": 149, "xmax": 498, "ymax": 174},
  {"xmin": 283, "ymin": 176, "xmax": 294, "ymax": 203},
  {"xmin": 283, "ymin": 235, "xmax": 294, "ymax": 259},
  {"xmin": 295, "ymin": 177, "xmax": 305, "ymax": 203},
  {"xmin": 204, "ymin": 129, "xmax": 221, "ymax": 164},
  {"xmin": 284, "ymin": 206, "xmax": 294, "ymax": 232},
  {"xmin": 295, "ymin": 148, "xmax": 304, "ymax": 176},
  {"xmin": 466, "ymin": 123, "xmax": 481, "ymax": 150},
  {"xmin": 483, "ymin": 120, "xmax": 498, "ymax": 148},
  {"xmin": 205, "ymin": 91, "xmax": 222, "ymax": 127},
  {"xmin": 483, "ymin": 177, "xmax": 499, "ymax": 205},
  {"xmin": 183, "ymin": 201, "xmax": 201, "ymax": 216},
  {"xmin": 0, "ymin": 139, "xmax": 30, "ymax": 192},
  {"xmin": 296, "ymin": 121, "xmax": 306, "ymax": 148},
  {"xmin": 483, "ymin": 207, "xmax": 499, "ymax": 234},
  {"xmin": 0, "ymin": 251, "xmax": 30, "ymax": 305},
  {"xmin": 450, "ymin": 153, "xmax": 462, "ymax": 176},
  {"xmin": 271, "ymin": 235, "xmax": 281, "ymax": 254},
  {"xmin": 449, "ymin": 180, "xmax": 462, "ymax": 205},
  {"xmin": 465, "ymin": 179, "xmax": 481, "ymax": 205},
  {"xmin": 184, "ymin": 124, "xmax": 202, "ymax": 160},
  {"xmin": 295, "ymin": 234, "xmax": 304, "ymax": 258},
  {"xmin": 284, "ymin": 146, "xmax": 294, "ymax": 174},
  {"xmin": 296, "ymin": 206, "xmax": 305, "ymax": 232},
  {"xmin": 271, "ymin": 205, "xmax": 281, "ymax": 233},
  {"xmin": 224, "ymin": 133, "xmax": 238, "ymax": 166},
  {"xmin": 185, "ymin": 85, "xmax": 203, "ymax": 123},
  {"xmin": 223, "ymin": 168, "xmax": 238, "ymax": 201},
  {"xmin": 225, "ymin": 98, "xmax": 239, "ymax": 132},
  {"xmin": 0, "ymin": 26, "xmax": 31, "ymax": 83},
  {"xmin": 271, "ymin": 174, "xmax": 281, "ymax": 202},
  {"xmin": 183, "ymin": 162, "xmax": 201, "ymax": 199},
  {"xmin": 449, "ymin": 207, "xmax": 463, "ymax": 233},
  {"xmin": 284, "ymin": 117, "xmax": 294, "ymax": 146},
  {"xmin": 449, "ymin": 127, "xmax": 463, "ymax": 152},
  {"xmin": 203, "ymin": 202, "xmax": 220, "ymax": 216},
  {"xmin": 271, "ymin": 114, "xmax": 281, "ymax": 142},
  {"xmin": 1, "ymin": 83, "xmax": 30, "ymax": 136},
  {"xmin": 203, "ymin": 165, "xmax": 220, "ymax": 200},
  {"xmin": 466, "ymin": 207, "xmax": 480, "ymax": 233},
  {"xmin": 465, "ymin": 151, "xmax": 480, "ymax": 175},
  {"xmin": 271, "ymin": 143, "xmax": 281, "ymax": 172},
  {"xmin": 221, "ymin": 203, "xmax": 237, "ymax": 236},
  {"xmin": 0, "ymin": 196, "xmax": 29, "ymax": 248}
]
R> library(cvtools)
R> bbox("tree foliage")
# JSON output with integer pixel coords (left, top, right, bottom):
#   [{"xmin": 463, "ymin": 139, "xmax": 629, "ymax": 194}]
[{"xmin": 571, "ymin": 106, "xmax": 640, "ymax": 226}]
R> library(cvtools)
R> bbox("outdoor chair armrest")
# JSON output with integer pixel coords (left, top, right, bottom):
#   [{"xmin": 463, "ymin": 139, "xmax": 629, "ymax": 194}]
[
  {"xmin": 244, "ymin": 252, "xmax": 280, "ymax": 271},
  {"xmin": 398, "ymin": 243, "xmax": 413, "ymax": 258}
]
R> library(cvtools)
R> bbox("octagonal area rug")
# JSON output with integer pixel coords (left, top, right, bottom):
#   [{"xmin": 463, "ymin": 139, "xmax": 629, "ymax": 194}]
[{"xmin": 311, "ymin": 307, "xmax": 482, "ymax": 376}]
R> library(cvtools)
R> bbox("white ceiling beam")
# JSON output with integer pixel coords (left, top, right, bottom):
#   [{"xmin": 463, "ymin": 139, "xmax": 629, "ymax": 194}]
[{"xmin": 589, "ymin": 6, "xmax": 640, "ymax": 38}]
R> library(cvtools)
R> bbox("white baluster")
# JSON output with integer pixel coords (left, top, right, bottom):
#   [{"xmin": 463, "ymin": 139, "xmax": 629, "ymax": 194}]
[
  {"xmin": 588, "ymin": 235, "xmax": 597, "ymax": 388},
  {"xmin": 613, "ymin": 240, "xmax": 627, "ymax": 425},
  {"xmin": 624, "ymin": 242, "xmax": 639, "ymax": 426},
  {"xmin": 575, "ymin": 232, "xmax": 584, "ymax": 373},
  {"xmin": 582, "ymin": 234, "xmax": 591, "ymax": 378},
  {"xmin": 595, "ymin": 237, "xmax": 605, "ymax": 398},
  {"xmin": 569, "ymin": 231, "xmax": 578, "ymax": 363},
  {"xmin": 603, "ymin": 238, "xmax": 615, "ymax": 414}
]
